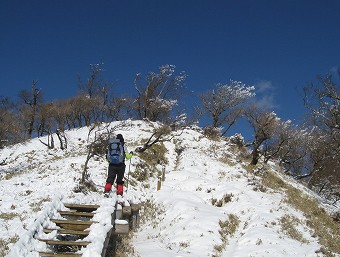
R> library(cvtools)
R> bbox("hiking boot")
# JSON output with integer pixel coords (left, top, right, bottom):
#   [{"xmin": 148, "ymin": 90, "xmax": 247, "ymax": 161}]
[
  {"xmin": 104, "ymin": 183, "xmax": 112, "ymax": 193},
  {"xmin": 117, "ymin": 184, "xmax": 124, "ymax": 196}
]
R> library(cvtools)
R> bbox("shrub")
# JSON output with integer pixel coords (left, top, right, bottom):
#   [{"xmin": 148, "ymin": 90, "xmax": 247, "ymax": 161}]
[
  {"xmin": 211, "ymin": 193, "xmax": 234, "ymax": 207},
  {"xmin": 203, "ymin": 126, "xmax": 221, "ymax": 140},
  {"xmin": 130, "ymin": 162, "xmax": 157, "ymax": 182},
  {"xmin": 213, "ymin": 214, "xmax": 240, "ymax": 256},
  {"xmin": 138, "ymin": 142, "xmax": 168, "ymax": 166}
]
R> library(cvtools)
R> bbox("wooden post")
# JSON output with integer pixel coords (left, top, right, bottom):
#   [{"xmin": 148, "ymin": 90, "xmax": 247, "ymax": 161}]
[
  {"xmin": 122, "ymin": 206, "xmax": 132, "ymax": 217},
  {"xmin": 114, "ymin": 220, "xmax": 129, "ymax": 234},
  {"xmin": 130, "ymin": 203, "xmax": 141, "ymax": 230},
  {"xmin": 162, "ymin": 166, "xmax": 166, "ymax": 182},
  {"xmin": 157, "ymin": 177, "xmax": 161, "ymax": 191}
]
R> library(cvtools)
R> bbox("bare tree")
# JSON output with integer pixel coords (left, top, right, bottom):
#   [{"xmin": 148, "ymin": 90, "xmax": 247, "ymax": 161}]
[
  {"xmin": 78, "ymin": 63, "xmax": 115, "ymax": 123},
  {"xmin": 64, "ymin": 94, "xmax": 100, "ymax": 127},
  {"xmin": 200, "ymin": 80, "xmax": 255, "ymax": 136},
  {"xmin": 18, "ymin": 80, "xmax": 43, "ymax": 139},
  {"xmin": 79, "ymin": 63, "xmax": 104, "ymax": 99},
  {"xmin": 133, "ymin": 64, "xmax": 187, "ymax": 122},
  {"xmin": 107, "ymin": 96, "xmax": 133, "ymax": 121},
  {"xmin": 0, "ymin": 96, "xmax": 22, "ymax": 147},
  {"xmin": 36, "ymin": 102, "xmax": 55, "ymax": 149}
]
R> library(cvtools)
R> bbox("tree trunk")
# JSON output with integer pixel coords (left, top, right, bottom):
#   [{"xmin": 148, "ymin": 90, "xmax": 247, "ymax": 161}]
[{"xmin": 251, "ymin": 141, "xmax": 261, "ymax": 165}]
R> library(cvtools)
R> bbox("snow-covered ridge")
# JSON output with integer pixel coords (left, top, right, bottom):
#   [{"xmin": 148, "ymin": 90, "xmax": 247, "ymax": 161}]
[
  {"xmin": 0, "ymin": 120, "xmax": 339, "ymax": 257},
  {"xmin": 133, "ymin": 130, "xmax": 321, "ymax": 257}
]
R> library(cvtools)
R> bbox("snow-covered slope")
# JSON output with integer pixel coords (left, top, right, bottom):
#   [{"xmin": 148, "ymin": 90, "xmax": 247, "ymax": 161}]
[
  {"xmin": 0, "ymin": 120, "xmax": 338, "ymax": 257},
  {"xmin": 132, "ymin": 128, "xmax": 331, "ymax": 257}
]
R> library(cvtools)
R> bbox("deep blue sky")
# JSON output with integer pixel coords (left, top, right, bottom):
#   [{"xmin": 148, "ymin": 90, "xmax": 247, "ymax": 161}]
[{"xmin": 1, "ymin": 0, "xmax": 339, "ymax": 129}]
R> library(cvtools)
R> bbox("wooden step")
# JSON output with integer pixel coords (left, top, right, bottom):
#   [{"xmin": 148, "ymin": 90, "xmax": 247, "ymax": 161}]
[
  {"xmin": 58, "ymin": 211, "xmax": 94, "ymax": 217},
  {"xmin": 38, "ymin": 239, "xmax": 90, "ymax": 246},
  {"xmin": 63, "ymin": 203, "xmax": 99, "ymax": 212},
  {"xmin": 114, "ymin": 223, "xmax": 129, "ymax": 235},
  {"xmin": 39, "ymin": 252, "xmax": 82, "ymax": 257},
  {"xmin": 50, "ymin": 219, "xmax": 96, "ymax": 231},
  {"xmin": 131, "ymin": 203, "xmax": 142, "ymax": 212},
  {"xmin": 43, "ymin": 228, "xmax": 90, "ymax": 236}
]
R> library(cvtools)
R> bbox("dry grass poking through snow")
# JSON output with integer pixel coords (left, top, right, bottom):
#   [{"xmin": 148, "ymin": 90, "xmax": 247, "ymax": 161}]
[
  {"xmin": 112, "ymin": 234, "xmax": 139, "ymax": 257},
  {"xmin": 260, "ymin": 168, "xmax": 340, "ymax": 256},
  {"xmin": 213, "ymin": 213, "xmax": 241, "ymax": 257},
  {"xmin": 279, "ymin": 214, "xmax": 309, "ymax": 243},
  {"xmin": 131, "ymin": 142, "xmax": 167, "ymax": 183},
  {"xmin": 0, "ymin": 236, "xmax": 19, "ymax": 257}
]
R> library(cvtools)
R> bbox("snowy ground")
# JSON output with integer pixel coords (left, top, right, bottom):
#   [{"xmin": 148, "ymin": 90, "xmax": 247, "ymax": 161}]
[
  {"xmin": 132, "ymin": 128, "xmax": 328, "ymax": 257},
  {"xmin": 0, "ymin": 120, "xmax": 338, "ymax": 257}
]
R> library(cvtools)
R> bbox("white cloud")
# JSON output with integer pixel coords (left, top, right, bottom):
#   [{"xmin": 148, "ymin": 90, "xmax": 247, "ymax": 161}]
[
  {"xmin": 257, "ymin": 94, "xmax": 277, "ymax": 109},
  {"xmin": 253, "ymin": 80, "xmax": 277, "ymax": 110},
  {"xmin": 255, "ymin": 80, "xmax": 273, "ymax": 93}
]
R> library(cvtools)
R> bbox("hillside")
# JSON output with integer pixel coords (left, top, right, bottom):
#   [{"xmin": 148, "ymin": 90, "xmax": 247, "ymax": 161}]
[{"xmin": 0, "ymin": 120, "xmax": 339, "ymax": 257}]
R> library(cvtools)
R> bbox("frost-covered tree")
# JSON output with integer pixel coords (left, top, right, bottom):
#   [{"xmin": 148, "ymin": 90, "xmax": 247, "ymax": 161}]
[
  {"xmin": 263, "ymin": 120, "xmax": 316, "ymax": 176},
  {"xmin": 304, "ymin": 71, "xmax": 340, "ymax": 201},
  {"xmin": 304, "ymin": 72, "xmax": 340, "ymax": 135},
  {"xmin": 245, "ymin": 105, "xmax": 279, "ymax": 165},
  {"xmin": 133, "ymin": 64, "xmax": 187, "ymax": 122},
  {"xmin": 200, "ymin": 80, "xmax": 255, "ymax": 136}
]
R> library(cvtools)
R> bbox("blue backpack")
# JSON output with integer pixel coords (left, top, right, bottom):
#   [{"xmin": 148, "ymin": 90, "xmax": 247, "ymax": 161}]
[{"xmin": 107, "ymin": 139, "xmax": 124, "ymax": 164}]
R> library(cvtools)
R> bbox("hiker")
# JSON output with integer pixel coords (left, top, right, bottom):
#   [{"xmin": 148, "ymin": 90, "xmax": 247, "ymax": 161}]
[{"xmin": 104, "ymin": 134, "xmax": 133, "ymax": 195}]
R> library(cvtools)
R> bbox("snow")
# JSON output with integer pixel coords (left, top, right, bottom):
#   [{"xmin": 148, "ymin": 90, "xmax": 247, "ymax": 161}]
[
  {"xmin": 0, "ymin": 120, "xmax": 338, "ymax": 257},
  {"xmin": 132, "ymin": 130, "xmax": 324, "ymax": 257},
  {"xmin": 81, "ymin": 197, "xmax": 116, "ymax": 257},
  {"xmin": 115, "ymin": 219, "xmax": 128, "ymax": 225},
  {"xmin": 5, "ymin": 195, "xmax": 63, "ymax": 257}
]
